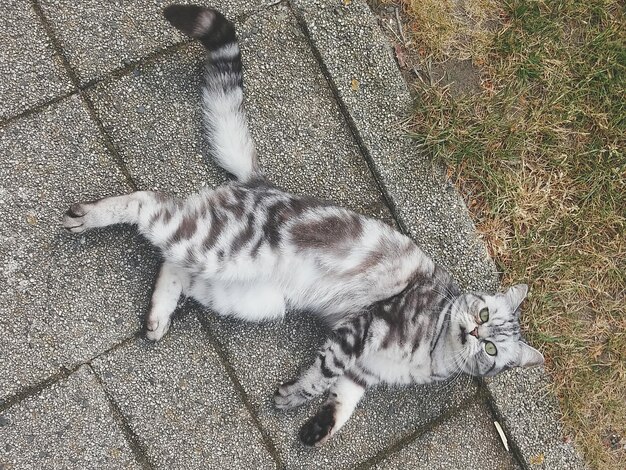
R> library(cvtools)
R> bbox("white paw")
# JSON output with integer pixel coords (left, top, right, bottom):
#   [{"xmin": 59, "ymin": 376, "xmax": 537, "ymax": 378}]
[
  {"xmin": 62, "ymin": 203, "xmax": 93, "ymax": 233},
  {"xmin": 274, "ymin": 381, "xmax": 310, "ymax": 410},
  {"xmin": 144, "ymin": 317, "xmax": 171, "ymax": 342}
]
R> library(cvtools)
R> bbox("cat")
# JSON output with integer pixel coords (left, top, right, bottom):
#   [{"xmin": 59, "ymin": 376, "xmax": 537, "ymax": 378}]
[{"xmin": 62, "ymin": 4, "xmax": 544, "ymax": 446}]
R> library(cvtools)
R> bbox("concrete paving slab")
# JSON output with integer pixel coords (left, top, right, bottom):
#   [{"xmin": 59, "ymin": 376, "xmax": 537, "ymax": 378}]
[
  {"xmin": 0, "ymin": 0, "xmax": 73, "ymax": 119},
  {"xmin": 38, "ymin": 0, "xmax": 278, "ymax": 86},
  {"xmin": 0, "ymin": 365, "xmax": 140, "ymax": 469},
  {"xmin": 486, "ymin": 368, "xmax": 586, "ymax": 469},
  {"xmin": 373, "ymin": 402, "xmax": 519, "ymax": 469},
  {"xmin": 204, "ymin": 313, "xmax": 478, "ymax": 469},
  {"xmin": 91, "ymin": 314, "xmax": 276, "ymax": 469},
  {"xmin": 0, "ymin": 95, "xmax": 157, "ymax": 401},
  {"xmin": 86, "ymin": 43, "xmax": 225, "ymax": 198},
  {"xmin": 240, "ymin": 5, "xmax": 390, "ymax": 220}
]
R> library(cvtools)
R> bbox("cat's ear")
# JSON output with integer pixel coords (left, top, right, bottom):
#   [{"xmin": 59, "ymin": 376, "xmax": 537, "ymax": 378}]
[
  {"xmin": 505, "ymin": 284, "xmax": 528, "ymax": 311},
  {"xmin": 517, "ymin": 342, "xmax": 544, "ymax": 368}
]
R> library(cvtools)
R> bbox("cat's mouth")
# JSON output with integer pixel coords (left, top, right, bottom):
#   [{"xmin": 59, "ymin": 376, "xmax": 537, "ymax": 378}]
[{"xmin": 460, "ymin": 325, "xmax": 479, "ymax": 345}]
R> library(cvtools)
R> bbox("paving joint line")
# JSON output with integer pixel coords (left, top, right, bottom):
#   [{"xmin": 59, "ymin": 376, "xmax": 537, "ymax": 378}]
[
  {"xmin": 480, "ymin": 379, "xmax": 531, "ymax": 470},
  {"xmin": 0, "ymin": 90, "xmax": 78, "ymax": 129},
  {"xmin": 0, "ymin": 333, "xmax": 138, "ymax": 414},
  {"xmin": 90, "ymin": 364, "xmax": 154, "ymax": 470},
  {"xmin": 353, "ymin": 389, "xmax": 484, "ymax": 469},
  {"xmin": 287, "ymin": 1, "xmax": 412, "ymax": 240},
  {"xmin": 230, "ymin": 0, "xmax": 290, "ymax": 25},
  {"xmin": 86, "ymin": 332, "xmax": 141, "ymax": 365},
  {"xmin": 30, "ymin": 0, "xmax": 138, "ymax": 192},
  {"xmin": 196, "ymin": 312, "xmax": 284, "ymax": 469},
  {"xmin": 79, "ymin": 92, "xmax": 139, "ymax": 191},
  {"xmin": 0, "ymin": 42, "xmax": 193, "ymax": 128},
  {"xmin": 0, "ymin": 365, "xmax": 77, "ymax": 414},
  {"xmin": 79, "ymin": 40, "xmax": 194, "ymax": 91}
]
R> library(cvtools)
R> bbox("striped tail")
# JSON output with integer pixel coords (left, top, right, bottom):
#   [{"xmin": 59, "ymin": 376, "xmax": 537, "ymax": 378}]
[{"xmin": 163, "ymin": 5, "xmax": 261, "ymax": 182}]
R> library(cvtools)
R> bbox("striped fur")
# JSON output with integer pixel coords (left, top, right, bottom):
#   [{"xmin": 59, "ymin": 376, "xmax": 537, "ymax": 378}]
[
  {"xmin": 62, "ymin": 5, "xmax": 544, "ymax": 446},
  {"xmin": 164, "ymin": 5, "xmax": 259, "ymax": 181}
]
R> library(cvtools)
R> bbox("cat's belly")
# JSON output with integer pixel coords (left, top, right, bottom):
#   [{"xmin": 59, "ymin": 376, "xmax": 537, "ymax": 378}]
[
  {"xmin": 186, "ymin": 257, "xmax": 378, "ymax": 323},
  {"xmin": 188, "ymin": 279, "xmax": 286, "ymax": 322},
  {"xmin": 182, "ymin": 225, "xmax": 422, "ymax": 321}
]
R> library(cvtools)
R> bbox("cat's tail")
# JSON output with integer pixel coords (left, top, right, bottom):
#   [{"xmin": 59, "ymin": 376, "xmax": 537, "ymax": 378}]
[{"xmin": 163, "ymin": 5, "xmax": 261, "ymax": 182}]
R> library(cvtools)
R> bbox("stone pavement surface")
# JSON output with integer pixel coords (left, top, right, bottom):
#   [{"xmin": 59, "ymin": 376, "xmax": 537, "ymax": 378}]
[{"xmin": 0, "ymin": 0, "xmax": 586, "ymax": 469}]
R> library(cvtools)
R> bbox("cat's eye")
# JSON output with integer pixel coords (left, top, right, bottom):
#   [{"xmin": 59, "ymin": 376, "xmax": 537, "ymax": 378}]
[
  {"xmin": 484, "ymin": 341, "xmax": 497, "ymax": 356},
  {"xmin": 479, "ymin": 307, "xmax": 489, "ymax": 323}
]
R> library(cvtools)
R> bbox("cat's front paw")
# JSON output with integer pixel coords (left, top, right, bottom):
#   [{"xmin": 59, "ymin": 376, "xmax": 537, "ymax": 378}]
[
  {"xmin": 62, "ymin": 203, "xmax": 93, "ymax": 233},
  {"xmin": 299, "ymin": 404, "xmax": 336, "ymax": 447},
  {"xmin": 144, "ymin": 317, "xmax": 171, "ymax": 342},
  {"xmin": 274, "ymin": 380, "xmax": 309, "ymax": 410}
]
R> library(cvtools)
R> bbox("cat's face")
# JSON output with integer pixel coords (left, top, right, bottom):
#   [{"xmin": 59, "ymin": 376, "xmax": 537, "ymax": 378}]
[{"xmin": 450, "ymin": 284, "xmax": 544, "ymax": 377}]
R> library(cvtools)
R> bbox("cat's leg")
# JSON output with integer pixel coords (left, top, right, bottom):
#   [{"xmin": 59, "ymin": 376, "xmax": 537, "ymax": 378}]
[
  {"xmin": 62, "ymin": 191, "xmax": 178, "ymax": 233},
  {"xmin": 144, "ymin": 261, "xmax": 188, "ymax": 341},
  {"xmin": 274, "ymin": 314, "xmax": 371, "ymax": 410},
  {"xmin": 299, "ymin": 374, "xmax": 366, "ymax": 446}
]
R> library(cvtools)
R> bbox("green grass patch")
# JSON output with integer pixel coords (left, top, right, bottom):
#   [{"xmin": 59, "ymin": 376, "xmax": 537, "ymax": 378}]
[{"xmin": 399, "ymin": 0, "xmax": 625, "ymax": 467}]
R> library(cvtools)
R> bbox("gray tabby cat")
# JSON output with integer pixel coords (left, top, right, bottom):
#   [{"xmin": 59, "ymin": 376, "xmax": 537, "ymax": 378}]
[{"xmin": 62, "ymin": 5, "xmax": 544, "ymax": 446}]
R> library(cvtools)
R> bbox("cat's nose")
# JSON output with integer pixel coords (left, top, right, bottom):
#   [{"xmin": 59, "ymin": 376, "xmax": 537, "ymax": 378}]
[{"xmin": 469, "ymin": 326, "xmax": 479, "ymax": 338}]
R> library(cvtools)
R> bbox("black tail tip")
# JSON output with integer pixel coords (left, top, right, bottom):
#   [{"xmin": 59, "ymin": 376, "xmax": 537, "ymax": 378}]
[{"xmin": 163, "ymin": 4, "xmax": 216, "ymax": 38}]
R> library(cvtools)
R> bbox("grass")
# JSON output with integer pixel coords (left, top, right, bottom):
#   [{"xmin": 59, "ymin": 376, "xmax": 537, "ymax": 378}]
[{"xmin": 380, "ymin": 0, "xmax": 625, "ymax": 467}]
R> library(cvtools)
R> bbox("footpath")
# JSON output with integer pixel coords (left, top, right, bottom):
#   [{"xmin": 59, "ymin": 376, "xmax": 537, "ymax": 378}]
[{"xmin": 0, "ymin": 1, "xmax": 586, "ymax": 468}]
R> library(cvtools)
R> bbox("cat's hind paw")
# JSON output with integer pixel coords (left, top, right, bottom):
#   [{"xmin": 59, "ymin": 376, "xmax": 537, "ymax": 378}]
[
  {"xmin": 62, "ymin": 203, "xmax": 93, "ymax": 233},
  {"xmin": 299, "ymin": 404, "xmax": 336, "ymax": 447},
  {"xmin": 274, "ymin": 380, "xmax": 310, "ymax": 410}
]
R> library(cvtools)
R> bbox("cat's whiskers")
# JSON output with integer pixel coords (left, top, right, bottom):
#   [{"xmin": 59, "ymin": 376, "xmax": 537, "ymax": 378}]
[
  {"xmin": 431, "ymin": 271, "xmax": 459, "ymax": 299},
  {"xmin": 430, "ymin": 287, "xmax": 457, "ymax": 305},
  {"xmin": 439, "ymin": 344, "xmax": 470, "ymax": 389},
  {"xmin": 440, "ymin": 351, "xmax": 469, "ymax": 391}
]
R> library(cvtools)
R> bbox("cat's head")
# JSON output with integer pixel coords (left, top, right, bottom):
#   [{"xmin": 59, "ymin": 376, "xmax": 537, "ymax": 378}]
[{"xmin": 450, "ymin": 284, "xmax": 544, "ymax": 377}]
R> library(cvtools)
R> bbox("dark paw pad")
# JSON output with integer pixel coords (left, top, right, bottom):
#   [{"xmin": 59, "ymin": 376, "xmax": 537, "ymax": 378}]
[
  {"xmin": 274, "ymin": 379, "xmax": 296, "ymax": 397},
  {"xmin": 65, "ymin": 203, "xmax": 85, "ymax": 218},
  {"xmin": 299, "ymin": 404, "xmax": 335, "ymax": 447}
]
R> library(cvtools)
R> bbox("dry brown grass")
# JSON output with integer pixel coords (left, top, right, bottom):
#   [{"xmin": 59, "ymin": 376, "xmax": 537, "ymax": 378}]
[
  {"xmin": 381, "ymin": 0, "xmax": 626, "ymax": 467},
  {"xmin": 378, "ymin": 0, "xmax": 498, "ymax": 62}
]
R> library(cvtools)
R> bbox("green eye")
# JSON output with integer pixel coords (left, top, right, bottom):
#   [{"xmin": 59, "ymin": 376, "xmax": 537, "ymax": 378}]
[
  {"xmin": 484, "ymin": 341, "xmax": 497, "ymax": 356},
  {"xmin": 479, "ymin": 307, "xmax": 489, "ymax": 323}
]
